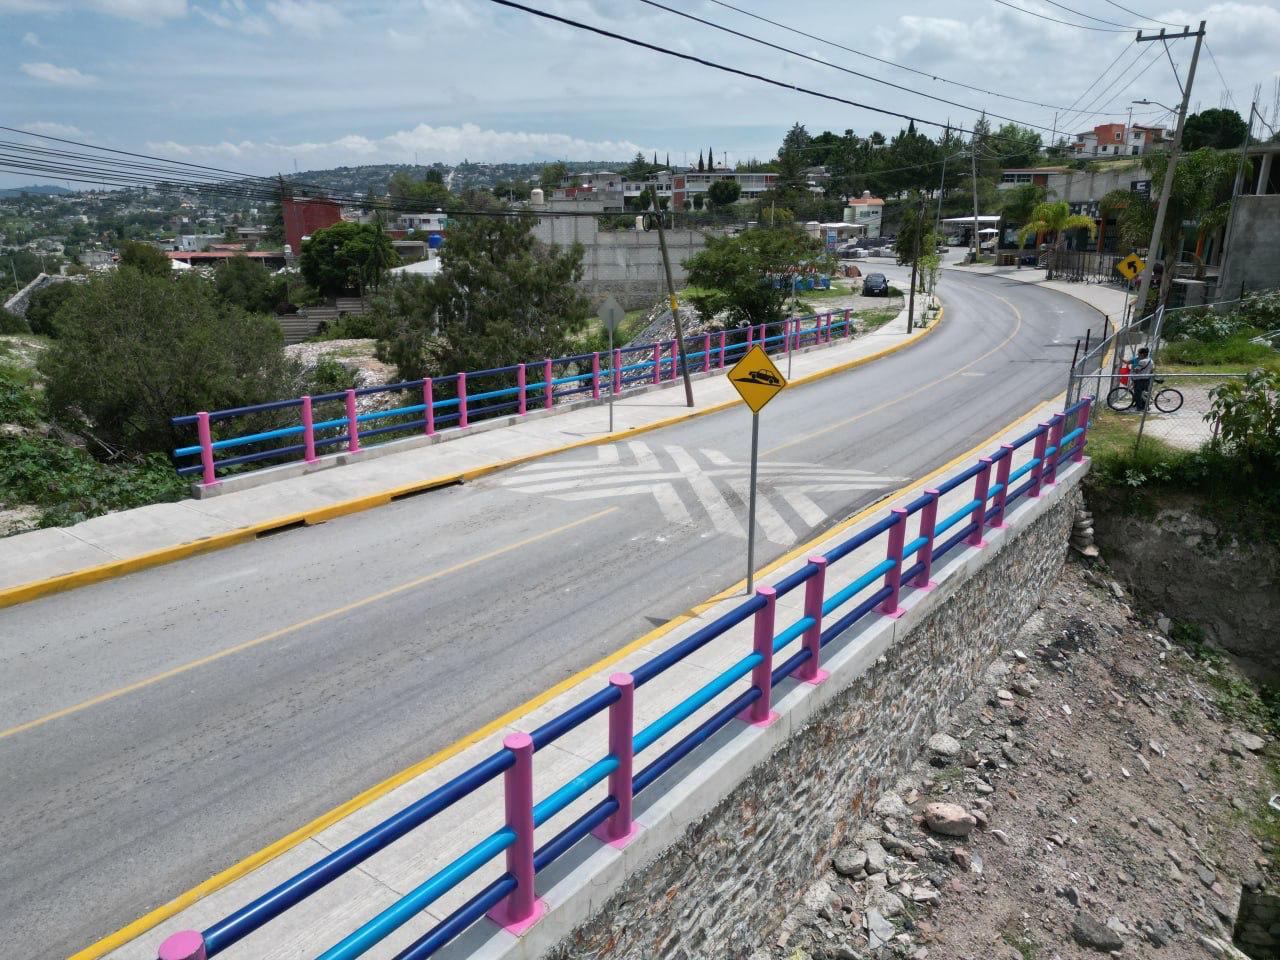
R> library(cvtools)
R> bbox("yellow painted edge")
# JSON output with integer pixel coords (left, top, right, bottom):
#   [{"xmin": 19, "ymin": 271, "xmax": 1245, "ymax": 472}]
[{"xmin": 10, "ymin": 307, "xmax": 942, "ymax": 614}]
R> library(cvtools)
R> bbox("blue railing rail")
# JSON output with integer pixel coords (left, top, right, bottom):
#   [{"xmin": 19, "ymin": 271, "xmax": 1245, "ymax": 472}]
[
  {"xmin": 171, "ymin": 309, "xmax": 858, "ymax": 486},
  {"xmin": 157, "ymin": 395, "xmax": 1094, "ymax": 960}
]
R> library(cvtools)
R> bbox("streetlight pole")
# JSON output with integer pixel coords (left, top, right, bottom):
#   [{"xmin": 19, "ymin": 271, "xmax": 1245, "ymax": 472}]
[{"xmin": 1131, "ymin": 22, "xmax": 1206, "ymax": 322}]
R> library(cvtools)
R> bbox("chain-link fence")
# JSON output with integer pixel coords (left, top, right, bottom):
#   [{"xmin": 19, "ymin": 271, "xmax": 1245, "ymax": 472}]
[{"xmin": 1082, "ymin": 372, "xmax": 1245, "ymax": 455}]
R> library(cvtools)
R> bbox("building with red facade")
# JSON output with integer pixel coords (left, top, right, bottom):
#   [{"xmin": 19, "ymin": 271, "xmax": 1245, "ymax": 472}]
[{"xmin": 281, "ymin": 197, "xmax": 343, "ymax": 257}]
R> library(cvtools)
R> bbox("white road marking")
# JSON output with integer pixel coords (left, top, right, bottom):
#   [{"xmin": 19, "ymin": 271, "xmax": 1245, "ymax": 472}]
[{"xmin": 664, "ymin": 444, "xmax": 744, "ymax": 538}]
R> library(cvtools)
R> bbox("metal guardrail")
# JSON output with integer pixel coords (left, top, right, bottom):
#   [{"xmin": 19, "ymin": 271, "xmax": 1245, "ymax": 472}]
[
  {"xmin": 170, "ymin": 311, "xmax": 864, "ymax": 487},
  {"xmin": 156, "ymin": 397, "xmax": 1093, "ymax": 960}
]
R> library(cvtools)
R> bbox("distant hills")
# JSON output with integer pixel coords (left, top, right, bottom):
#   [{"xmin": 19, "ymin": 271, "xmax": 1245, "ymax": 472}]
[{"xmin": 0, "ymin": 183, "xmax": 75, "ymax": 197}]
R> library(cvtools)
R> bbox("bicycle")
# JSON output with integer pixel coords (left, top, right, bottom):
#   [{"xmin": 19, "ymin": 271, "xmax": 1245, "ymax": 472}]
[{"xmin": 1106, "ymin": 378, "xmax": 1183, "ymax": 413}]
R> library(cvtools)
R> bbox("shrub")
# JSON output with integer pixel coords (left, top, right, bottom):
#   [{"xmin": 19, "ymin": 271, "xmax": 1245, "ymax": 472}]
[
  {"xmin": 118, "ymin": 240, "xmax": 172, "ymax": 278},
  {"xmin": 0, "ymin": 307, "xmax": 29, "ymax": 335},
  {"xmin": 1161, "ymin": 333, "xmax": 1279, "ymax": 369},
  {"xmin": 1240, "ymin": 288, "xmax": 1280, "ymax": 329},
  {"xmin": 23, "ymin": 281, "xmax": 79, "ymax": 337},
  {"xmin": 1164, "ymin": 308, "xmax": 1248, "ymax": 343},
  {"xmin": 310, "ymin": 311, "xmax": 390, "ymax": 341},
  {"xmin": 40, "ymin": 267, "xmax": 306, "ymax": 455},
  {"xmin": 1207, "ymin": 369, "xmax": 1280, "ymax": 472},
  {"xmin": 214, "ymin": 255, "xmax": 275, "ymax": 314},
  {"xmin": 311, "ymin": 356, "xmax": 359, "ymax": 393}
]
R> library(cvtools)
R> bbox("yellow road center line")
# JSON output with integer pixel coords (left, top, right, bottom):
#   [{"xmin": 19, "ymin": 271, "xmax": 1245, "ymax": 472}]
[{"xmin": 0, "ymin": 508, "xmax": 618, "ymax": 745}]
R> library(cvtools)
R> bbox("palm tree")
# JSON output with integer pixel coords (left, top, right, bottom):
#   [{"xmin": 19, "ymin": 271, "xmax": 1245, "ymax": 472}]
[{"xmin": 1017, "ymin": 200, "xmax": 1097, "ymax": 279}]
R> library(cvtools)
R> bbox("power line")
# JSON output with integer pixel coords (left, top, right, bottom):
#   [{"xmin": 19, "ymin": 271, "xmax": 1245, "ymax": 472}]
[
  {"xmin": 1203, "ymin": 42, "xmax": 1238, "ymax": 110},
  {"xmin": 487, "ymin": 0, "xmax": 1072, "ymax": 148},
  {"xmin": 989, "ymin": 0, "xmax": 1131, "ymax": 32},
  {"xmin": 632, "ymin": 0, "xmax": 1065, "ymax": 136},
  {"xmin": 1054, "ymin": 42, "xmax": 1137, "ymax": 127},
  {"xmin": 1099, "ymin": 0, "xmax": 1183, "ymax": 27},
  {"xmin": 700, "ymin": 0, "xmax": 1134, "ymax": 115},
  {"xmin": 1032, "ymin": 0, "xmax": 1141, "ymax": 30},
  {"xmin": 1057, "ymin": 44, "xmax": 1162, "ymax": 133}
]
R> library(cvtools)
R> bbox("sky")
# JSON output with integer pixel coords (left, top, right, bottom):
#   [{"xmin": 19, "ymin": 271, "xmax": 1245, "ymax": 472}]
[{"xmin": 2, "ymin": 0, "xmax": 1279, "ymax": 188}]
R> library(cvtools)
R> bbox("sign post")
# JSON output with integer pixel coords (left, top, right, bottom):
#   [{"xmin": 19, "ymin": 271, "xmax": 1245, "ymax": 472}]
[
  {"xmin": 598, "ymin": 295, "xmax": 625, "ymax": 433},
  {"xmin": 728, "ymin": 344, "xmax": 788, "ymax": 593}
]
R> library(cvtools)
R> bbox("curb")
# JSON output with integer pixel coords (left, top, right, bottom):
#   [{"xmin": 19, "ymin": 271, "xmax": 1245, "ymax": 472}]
[{"xmin": 0, "ymin": 307, "xmax": 942, "ymax": 612}]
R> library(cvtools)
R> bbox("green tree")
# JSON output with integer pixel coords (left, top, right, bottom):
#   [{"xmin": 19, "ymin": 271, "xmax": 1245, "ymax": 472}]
[
  {"xmin": 999, "ymin": 183, "xmax": 1048, "ymax": 228},
  {"xmin": 24, "ymin": 281, "xmax": 79, "ymax": 337},
  {"xmin": 118, "ymin": 240, "xmax": 171, "ymax": 278},
  {"xmin": 683, "ymin": 227, "xmax": 829, "ymax": 328},
  {"xmin": 299, "ymin": 220, "xmax": 399, "ymax": 298},
  {"xmin": 214, "ymin": 255, "xmax": 275, "ymax": 314},
  {"xmin": 1182, "ymin": 108, "xmax": 1249, "ymax": 151},
  {"xmin": 540, "ymin": 161, "xmax": 568, "ymax": 192},
  {"xmin": 389, "ymin": 170, "xmax": 454, "ymax": 209},
  {"xmin": 706, "ymin": 179, "xmax": 742, "ymax": 208},
  {"xmin": 625, "ymin": 151, "xmax": 651, "ymax": 180},
  {"xmin": 992, "ymin": 122, "xmax": 1043, "ymax": 169},
  {"xmin": 697, "ymin": 151, "xmax": 705, "ymax": 172},
  {"xmin": 375, "ymin": 213, "xmax": 591, "ymax": 381},
  {"xmin": 895, "ymin": 194, "xmax": 936, "ymax": 269},
  {"xmin": 40, "ymin": 269, "xmax": 303, "ymax": 454},
  {"xmin": 1017, "ymin": 200, "xmax": 1097, "ymax": 279}
]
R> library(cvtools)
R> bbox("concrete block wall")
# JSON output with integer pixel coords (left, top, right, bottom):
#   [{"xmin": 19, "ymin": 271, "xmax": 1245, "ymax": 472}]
[
  {"xmin": 530, "ymin": 481, "xmax": 1081, "ymax": 960},
  {"xmin": 1220, "ymin": 195, "xmax": 1280, "ymax": 300}
]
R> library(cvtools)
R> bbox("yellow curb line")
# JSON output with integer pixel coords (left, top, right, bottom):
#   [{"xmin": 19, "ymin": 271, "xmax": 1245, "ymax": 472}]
[{"xmin": 7, "ymin": 308, "xmax": 942, "ymax": 613}]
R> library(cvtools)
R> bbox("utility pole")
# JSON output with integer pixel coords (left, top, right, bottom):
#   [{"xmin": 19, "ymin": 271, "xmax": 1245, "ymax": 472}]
[
  {"xmin": 935, "ymin": 119, "xmax": 951, "ymax": 231},
  {"xmin": 907, "ymin": 195, "xmax": 926, "ymax": 333},
  {"xmin": 970, "ymin": 137, "xmax": 982, "ymax": 264},
  {"xmin": 649, "ymin": 193, "xmax": 695, "ymax": 407},
  {"xmin": 1132, "ymin": 21, "xmax": 1206, "ymax": 321}
]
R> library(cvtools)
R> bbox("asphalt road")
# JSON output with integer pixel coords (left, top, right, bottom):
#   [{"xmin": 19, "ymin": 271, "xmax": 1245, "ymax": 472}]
[{"xmin": 0, "ymin": 268, "xmax": 1107, "ymax": 959}]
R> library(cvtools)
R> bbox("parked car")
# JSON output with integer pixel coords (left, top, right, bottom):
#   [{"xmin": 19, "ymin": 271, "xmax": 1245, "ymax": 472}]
[{"xmin": 862, "ymin": 273, "xmax": 890, "ymax": 296}]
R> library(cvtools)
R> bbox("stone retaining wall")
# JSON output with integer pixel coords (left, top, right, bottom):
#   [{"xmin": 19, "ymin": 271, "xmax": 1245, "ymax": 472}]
[{"xmin": 540, "ymin": 484, "xmax": 1081, "ymax": 960}]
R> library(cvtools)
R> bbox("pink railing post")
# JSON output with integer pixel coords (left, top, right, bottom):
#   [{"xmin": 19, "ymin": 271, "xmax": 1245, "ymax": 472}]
[
  {"xmin": 991, "ymin": 445, "xmax": 1013, "ymax": 527},
  {"xmin": 487, "ymin": 732, "xmax": 544, "ymax": 933},
  {"xmin": 1044, "ymin": 416, "xmax": 1064, "ymax": 486},
  {"xmin": 344, "ymin": 389, "xmax": 360, "ymax": 453},
  {"xmin": 1029, "ymin": 422, "xmax": 1050, "ymax": 498},
  {"xmin": 913, "ymin": 488, "xmax": 941, "ymax": 588},
  {"xmin": 543, "ymin": 359, "xmax": 553, "ymax": 409},
  {"xmin": 592, "ymin": 673, "xmax": 637, "ymax": 846},
  {"xmin": 968, "ymin": 457, "xmax": 993, "ymax": 546},
  {"xmin": 741, "ymin": 586, "xmax": 778, "ymax": 726},
  {"xmin": 158, "ymin": 930, "xmax": 206, "ymax": 960},
  {"xmin": 879, "ymin": 508, "xmax": 908, "ymax": 618},
  {"xmin": 196, "ymin": 412, "xmax": 219, "ymax": 487},
  {"xmin": 612, "ymin": 348, "xmax": 621, "ymax": 394},
  {"xmin": 423, "ymin": 378, "xmax": 435, "ymax": 435},
  {"xmin": 591, "ymin": 352, "xmax": 601, "ymax": 400},
  {"xmin": 795, "ymin": 556, "xmax": 828, "ymax": 684},
  {"xmin": 702, "ymin": 333, "xmax": 711, "ymax": 373},
  {"xmin": 301, "ymin": 396, "xmax": 317, "ymax": 462},
  {"xmin": 1073, "ymin": 398, "xmax": 1092, "ymax": 462},
  {"xmin": 746, "ymin": 323, "xmax": 754, "ymax": 349},
  {"xmin": 825, "ymin": 311, "xmax": 833, "ymax": 342},
  {"xmin": 457, "ymin": 372, "xmax": 469, "ymax": 429},
  {"xmin": 517, "ymin": 364, "xmax": 527, "ymax": 416},
  {"xmin": 718, "ymin": 330, "xmax": 727, "ymax": 367},
  {"xmin": 652, "ymin": 343, "xmax": 661, "ymax": 384}
]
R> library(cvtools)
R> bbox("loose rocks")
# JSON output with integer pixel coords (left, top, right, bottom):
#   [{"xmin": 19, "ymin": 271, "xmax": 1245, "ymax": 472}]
[{"xmin": 923, "ymin": 803, "xmax": 976, "ymax": 837}]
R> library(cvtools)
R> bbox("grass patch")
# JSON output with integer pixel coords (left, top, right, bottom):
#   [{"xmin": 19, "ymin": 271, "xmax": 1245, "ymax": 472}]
[
  {"xmin": 1168, "ymin": 618, "xmax": 1280, "ymax": 734},
  {"xmin": 1002, "ymin": 934, "xmax": 1040, "ymax": 960},
  {"xmin": 1161, "ymin": 333, "xmax": 1280, "ymax": 373},
  {"xmin": 854, "ymin": 306, "xmax": 901, "ymax": 332}
]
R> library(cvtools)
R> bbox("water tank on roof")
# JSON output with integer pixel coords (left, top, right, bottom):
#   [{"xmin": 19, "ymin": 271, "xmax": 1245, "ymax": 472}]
[
  {"xmin": 428, "ymin": 234, "xmax": 444, "ymax": 249},
  {"xmin": 530, "ymin": 188, "xmax": 545, "ymax": 205}
]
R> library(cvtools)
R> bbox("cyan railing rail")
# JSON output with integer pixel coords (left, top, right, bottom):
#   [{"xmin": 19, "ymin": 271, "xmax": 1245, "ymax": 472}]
[
  {"xmin": 156, "ymin": 396, "xmax": 1093, "ymax": 960},
  {"xmin": 170, "ymin": 310, "xmax": 859, "ymax": 487}
]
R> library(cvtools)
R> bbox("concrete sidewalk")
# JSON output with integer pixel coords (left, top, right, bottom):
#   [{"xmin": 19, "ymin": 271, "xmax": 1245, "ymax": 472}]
[
  {"xmin": 1, "ymin": 299, "xmax": 936, "ymax": 603},
  {"xmin": 98, "ymin": 393, "xmax": 1082, "ymax": 960},
  {"xmin": 939, "ymin": 259, "xmax": 1129, "ymax": 321}
]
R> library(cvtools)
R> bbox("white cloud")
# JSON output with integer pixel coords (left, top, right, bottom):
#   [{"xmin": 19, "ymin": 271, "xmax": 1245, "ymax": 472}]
[
  {"xmin": 21, "ymin": 31, "xmax": 40, "ymax": 46},
  {"xmin": 266, "ymin": 0, "xmax": 344, "ymax": 36},
  {"xmin": 20, "ymin": 62, "xmax": 99, "ymax": 87},
  {"xmin": 21, "ymin": 121, "xmax": 84, "ymax": 136},
  {"xmin": 86, "ymin": 0, "xmax": 186, "ymax": 22},
  {"xmin": 195, "ymin": 0, "xmax": 271, "ymax": 35},
  {"xmin": 146, "ymin": 123, "xmax": 651, "ymax": 171}
]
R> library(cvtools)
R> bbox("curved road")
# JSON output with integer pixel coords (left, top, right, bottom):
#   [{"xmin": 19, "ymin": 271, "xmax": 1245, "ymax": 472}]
[{"xmin": 0, "ymin": 269, "xmax": 1105, "ymax": 958}]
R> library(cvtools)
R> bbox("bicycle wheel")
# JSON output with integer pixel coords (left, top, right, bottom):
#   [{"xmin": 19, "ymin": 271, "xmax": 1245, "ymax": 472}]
[
  {"xmin": 1155, "ymin": 388, "xmax": 1183, "ymax": 413},
  {"xmin": 1107, "ymin": 386, "xmax": 1135, "ymax": 411}
]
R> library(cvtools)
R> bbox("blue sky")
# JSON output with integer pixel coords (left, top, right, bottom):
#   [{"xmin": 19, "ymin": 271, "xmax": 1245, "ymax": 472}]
[{"xmin": 3, "ymin": 0, "xmax": 1278, "ymax": 187}]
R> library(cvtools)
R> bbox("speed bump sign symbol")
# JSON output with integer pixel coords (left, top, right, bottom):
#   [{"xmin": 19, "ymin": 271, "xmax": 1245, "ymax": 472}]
[
  {"xmin": 729, "ymin": 345, "xmax": 787, "ymax": 413},
  {"xmin": 1115, "ymin": 253, "xmax": 1145, "ymax": 281}
]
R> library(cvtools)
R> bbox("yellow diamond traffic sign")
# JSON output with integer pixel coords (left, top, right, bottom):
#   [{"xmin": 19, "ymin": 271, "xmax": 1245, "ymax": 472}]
[
  {"xmin": 1115, "ymin": 253, "xmax": 1145, "ymax": 281},
  {"xmin": 729, "ymin": 345, "xmax": 787, "ymax": 414}
]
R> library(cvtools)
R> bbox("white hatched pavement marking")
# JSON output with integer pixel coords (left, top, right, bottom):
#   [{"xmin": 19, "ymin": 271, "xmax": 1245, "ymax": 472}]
[{"xmin": 494, "ymin": 441, "xmax": 904, "ymax": 544}]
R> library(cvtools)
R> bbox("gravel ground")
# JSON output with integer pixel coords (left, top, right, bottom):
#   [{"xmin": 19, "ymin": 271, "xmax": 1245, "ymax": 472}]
[{"xmin": 761, "ymin": 551, "xmax": 1275, "ymax": 960}]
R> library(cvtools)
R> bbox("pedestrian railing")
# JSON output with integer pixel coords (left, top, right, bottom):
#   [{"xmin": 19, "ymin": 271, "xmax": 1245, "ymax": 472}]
[
  {"xmin": 170, "ymin": 310, "xmax": 860, "ymax": 487},
  {"xmin": 156, "ymin": 396, "xmax": 1092, "ymax": 960}
]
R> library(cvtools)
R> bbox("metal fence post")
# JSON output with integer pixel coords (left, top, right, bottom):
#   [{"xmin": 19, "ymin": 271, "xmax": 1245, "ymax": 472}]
[
  {"xmin": 703, "ymin": 332, "xmax": 711, "ymax": 373},
  {"xmin": 543, "ymin": 359, "xmax": 553, "ymax": 409},
  {"xmin": 1044, "ymin": 416, "xmax": 1064, "ymax": 486},
  {"xmin": 157, "ymin": 930, "xmax": 207, "ymax": 960},
  {"xmin": 879, "ymin": 508, "xmax": 908, "ymax": 618},
  {"xmin": 652, "ymin": 343, "xmax": 661, "ymax": 384},
  {"xmin": 1029, "ymin": 422, "xmax": 1049, "ymax": 498},
  {"xmin": 423, "ymin": 378, "xmax": 435, "ymax": 436},
  {"xmin": 344, "ymin": 389, "xmax": 360, "ymax": 452},
  {"xmin": 517, "ymin": 364, "xmax": 527, "ymax": 415},
  {"xmin": 592, "ymin": 673, "xmax": 637, "ymax": 846},
  {"xmin": 487, "ymin": 733, "xmax": 543, "ymax": 933},
  {"xmin": 719, "ymin": 330, "xmax": 727, "ymax": 368},
  {"xmin": 795, "ymin": 556, "xmax": 828, "ymax": 684},
  {"xmin": 299, "ymin": 396, "xmax": 317, "ymax": 462},
  {"xmin": 457, "ymin": 373, "xmax": 468, "ymax": 429},
  {"xmin": 746, "ymin": 323, "xmax": 753, "ymax": 349},
  {"xmin": 591, "ymin": 352, "xmax": 601, "ymax": 401},
  {"xmin": 612, "ymin": 349, "xmax": 621, "ymax": 394},
  {"xmin": 742, "ymin": 586, "xmax": 778, "ymax": 726},
  {"xmin": 913, "ymin": 489, "xmax": 940, "ymax": 589},
  {"xmin": 991, "ymin": 445, "xmax": 1013, "ymax": 527},
  {"xmin": 668, "ymin": 339, "xmax": 676, "ymax": 381},
  {"xmin": 196, "ymin": 411, "xmax": 218, "ymax": 487},
  {"xmin": 968, "ymin": 457, "xmax": 993, "ymax": 546},
  {"xmin": 1074, "ymin": 398, "xmax": 1092, "ymax": 462}
]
